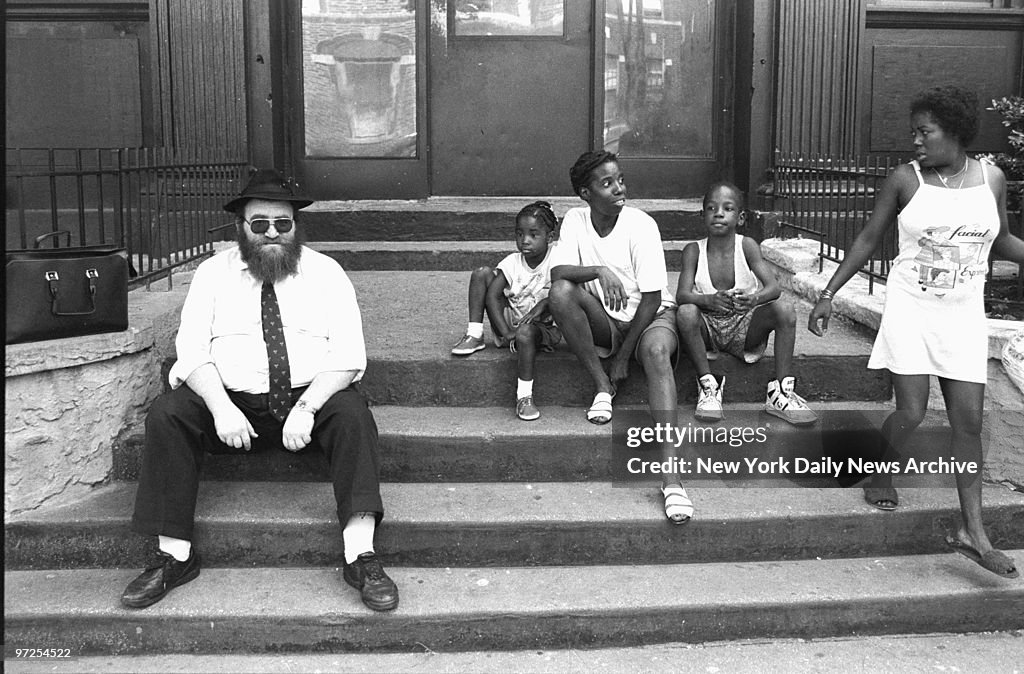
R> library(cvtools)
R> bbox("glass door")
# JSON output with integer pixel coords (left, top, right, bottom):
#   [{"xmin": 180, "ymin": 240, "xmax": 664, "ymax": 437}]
[
  {"xmin": 599, "ymin": 0, "xmax": 735, "ymax": 197},
  {"xmin": 283, "ymin": 0, "xmax": 428, "ymax": 199}
]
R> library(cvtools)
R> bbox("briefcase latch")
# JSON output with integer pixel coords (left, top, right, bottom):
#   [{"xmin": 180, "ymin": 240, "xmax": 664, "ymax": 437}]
[
  {"xmin": 85, "ymin": 268, "xmax": 99, "ymax": 279},
  {"xmin": 44, "ymin": 271, "xmax": 59, "ymax": 281}
]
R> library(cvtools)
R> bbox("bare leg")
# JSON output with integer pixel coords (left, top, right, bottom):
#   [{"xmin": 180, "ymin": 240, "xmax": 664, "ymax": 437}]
[
  {"xmin": 938, "ymin": 378, "xmax": 996, "ymax": 554},
  {"xmin": 637, "ymin": 327, "xmax": 681, "ymax": 488},
  {"xmin": 467, "ymin": 267, "xmax": 493, "ymax": 324},
  {"xmin": 746, "ymin": 300, "xmax": 796, "ymax": 379},
  {"xmin": 867, "ymin": 373, "xmax": 929, "ymax": 508},
  {"xmin": 548, "ymin": 279, "xmax": 615, "ymax": 395},
  {"xmin": 515, "ymin": 322, "xmax": 541, "ymax": 382},
  {"xmin": 675, "ymin": 304, "xmax": 712, "ymax": 376}
]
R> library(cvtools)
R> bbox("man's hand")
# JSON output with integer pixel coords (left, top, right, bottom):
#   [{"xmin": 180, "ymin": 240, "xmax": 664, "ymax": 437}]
[
  {"xmin": 211, "ymin": 402, "xmax": 258, "ymax": 450},
  {"xmin": 282, "ymin": 408, "xmax": 314, "ymax": 452},
  {"xmin": 596, "ymin": 268, "xmax": 627, "ymax": 313}
]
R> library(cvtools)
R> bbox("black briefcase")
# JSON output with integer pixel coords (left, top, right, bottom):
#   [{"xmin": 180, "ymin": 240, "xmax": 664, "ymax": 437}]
[{"xmin": 6, "ymin": 231, "xmax": 131, "ymax": 344}]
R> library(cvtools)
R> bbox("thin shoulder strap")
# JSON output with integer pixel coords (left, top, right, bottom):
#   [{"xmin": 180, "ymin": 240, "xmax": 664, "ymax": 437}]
[
  {"xmin": 909, "ymin": 159, "xmax": 925, "ymax": 186},
  {"xmin": 980, "ymin": 157, "xmax": 990, "ymax": 186}
]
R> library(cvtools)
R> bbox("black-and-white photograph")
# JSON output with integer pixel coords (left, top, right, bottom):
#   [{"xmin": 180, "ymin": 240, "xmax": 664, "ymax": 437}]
[{"xmin": 5, "ymin": 1, "xmax": 1024, "ymax": 672}]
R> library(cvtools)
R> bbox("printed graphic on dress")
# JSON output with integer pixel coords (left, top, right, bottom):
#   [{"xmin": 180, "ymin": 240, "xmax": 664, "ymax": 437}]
[{"xmin": 916, "ymin": 243, "xmax": 959, "ymax": 289}]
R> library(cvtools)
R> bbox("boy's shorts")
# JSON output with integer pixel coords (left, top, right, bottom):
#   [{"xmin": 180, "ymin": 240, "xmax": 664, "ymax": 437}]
[
  {"xmin": 701, "ymin": 307, "xmax": 768, "ymax": 363},
  {"xmin": 596, "ymin": 306, "xmax": 679, "ymax": 368},
  {"xmin": 493, "ymin": 306, "xmax": 562, "ymax": 352}
]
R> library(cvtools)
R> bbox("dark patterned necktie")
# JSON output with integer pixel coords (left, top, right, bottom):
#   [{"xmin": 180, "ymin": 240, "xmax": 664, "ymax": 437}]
[{"xmin": 261, "ymin": 282, "xmax": 292, "ymax": 421}]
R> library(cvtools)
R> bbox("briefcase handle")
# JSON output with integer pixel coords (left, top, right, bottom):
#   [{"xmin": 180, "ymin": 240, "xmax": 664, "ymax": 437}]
[
  {"xmin": 35, "ymin": 230, "xmax": 73, "ymax": 249},
  {"xmin": 46, "ymin": 269, "xmax": 98, "ymax": 317}
]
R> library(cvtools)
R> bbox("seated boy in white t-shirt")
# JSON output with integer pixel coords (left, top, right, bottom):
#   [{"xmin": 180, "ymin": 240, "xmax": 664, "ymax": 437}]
[{"xmin": 451, "ymin": 201, "xmax": 561, "ymax": 421}]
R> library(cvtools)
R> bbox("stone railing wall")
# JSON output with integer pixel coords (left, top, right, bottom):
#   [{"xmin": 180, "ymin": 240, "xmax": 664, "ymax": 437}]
[{"xmin": 4, "ymin": 276, "xmax": 192, "ymax": 521}]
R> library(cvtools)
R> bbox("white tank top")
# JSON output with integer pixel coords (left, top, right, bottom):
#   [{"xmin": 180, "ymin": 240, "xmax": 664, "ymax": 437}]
[{"xmin": 693, "ymin": 234, "xmax": 760, "ymax": 295}]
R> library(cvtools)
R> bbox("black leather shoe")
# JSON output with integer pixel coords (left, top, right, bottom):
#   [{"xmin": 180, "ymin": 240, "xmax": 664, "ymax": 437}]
[
  {"xmin": 121, "ymin": 549, "xmax": 201, "ymax": 609},
  {"xmin": 343, "ymin": 552, "xmax": 399, "ymax": 611}
]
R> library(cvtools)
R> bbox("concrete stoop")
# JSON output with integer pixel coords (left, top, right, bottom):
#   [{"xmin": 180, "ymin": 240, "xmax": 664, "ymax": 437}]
[
  {"xmin": 5, "ymin": 220, "xmax": 1023, "ymax": 660},
  {"xmin": 6, "ymin": 483, "xmax": 1024, "ymax": 570},
  {"xmin": 6, "ymin": 552, "xmax": 1024, "ymax": 655}
]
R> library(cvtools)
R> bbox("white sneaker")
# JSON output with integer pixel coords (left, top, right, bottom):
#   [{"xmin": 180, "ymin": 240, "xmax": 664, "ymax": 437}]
[
  {"xmin": 695, "ymin": 374, "xmax": 724, "ymax": 422},
  {"xmin": 766, "ymin": 376, "xmax": 818, "ymax": 426}
]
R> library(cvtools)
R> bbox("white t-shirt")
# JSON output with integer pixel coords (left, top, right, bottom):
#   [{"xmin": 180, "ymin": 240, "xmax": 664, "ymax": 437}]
[
  {"xmin": 550, "ymin": 205, "xmax": 675, "ymax": 323},
  {"xmin": 496, "ymin": 243, "xmax": 557, "ymax": 325}
]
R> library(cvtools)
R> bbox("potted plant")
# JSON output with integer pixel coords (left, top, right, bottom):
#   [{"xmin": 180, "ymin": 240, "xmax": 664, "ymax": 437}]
[{"xmin": 980, "ymin": 95, "xmax": 1024, "ymax": 212}]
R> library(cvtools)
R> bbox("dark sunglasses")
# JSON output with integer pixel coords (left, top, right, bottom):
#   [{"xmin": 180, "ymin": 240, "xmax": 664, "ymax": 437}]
[{"xmin": 246, "ymin": 217, "xmax": 294, "ymax": 234}]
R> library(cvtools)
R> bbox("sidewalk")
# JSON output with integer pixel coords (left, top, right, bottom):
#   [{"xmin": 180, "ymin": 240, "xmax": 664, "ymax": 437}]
[{"xmin": 7, "ymin": 631, "xmax": 1023, "ymax": 673}]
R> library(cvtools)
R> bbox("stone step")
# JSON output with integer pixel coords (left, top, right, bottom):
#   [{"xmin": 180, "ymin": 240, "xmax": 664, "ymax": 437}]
[
  {"xmin": 308, "ymin": 240, "xmax": 697, "ymax": 271},
  {"xmin": 345, "ymin": 272, "xmax": 886, "ymax": 406},
  {"xmin": 111, "ymin": 404, "xmax": 966, "ymax": 483},
  {"xmin": 6, "ymin": 550, "xmax": 1023, "ymax": 655},
  {"xmin": 298, "ymin": 197, "xmax": 708, "ymax": 242},
  {"xmin": 6, "ymin": 482, "xmax": 1023, "ymax": 569},
  {"xmin": 7, "ymin": 632, "xmax": 1024, "ymax": 673}
]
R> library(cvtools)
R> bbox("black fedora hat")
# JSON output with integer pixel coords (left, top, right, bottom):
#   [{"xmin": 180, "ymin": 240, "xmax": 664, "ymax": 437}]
[{"xmin": 223, "ymin": 168, "xmax": 313, "ymax": 214}]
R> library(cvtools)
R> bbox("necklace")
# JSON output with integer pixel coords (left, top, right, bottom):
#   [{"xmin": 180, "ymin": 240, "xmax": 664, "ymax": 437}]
[{"xmin": 932, "ymin": 156, "xmax": 969, "ymax": 189}]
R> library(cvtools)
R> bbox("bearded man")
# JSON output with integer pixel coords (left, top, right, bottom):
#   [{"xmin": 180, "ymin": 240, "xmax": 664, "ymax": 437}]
[{"xmin": 121, "ymin": 169, "xmax": 398, "ymax": 612}]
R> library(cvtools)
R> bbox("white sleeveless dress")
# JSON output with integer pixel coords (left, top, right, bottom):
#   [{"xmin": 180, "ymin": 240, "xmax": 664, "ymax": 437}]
[{"xmin": 867, "ymin": 160, "xmax": 998, "ymax": 383}]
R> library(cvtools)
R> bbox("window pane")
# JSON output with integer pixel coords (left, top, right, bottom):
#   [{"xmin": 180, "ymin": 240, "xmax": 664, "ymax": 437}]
[
  {"xmin": 604, "ymin": 0, "xmax": 715, "ymax": 158},
  {"xmin": 302, "ymin": 0, "xmax": 417, "ymax": 158},
  {"xmin": 453, "ymin": 0, "xmax": 564, "ymax": 36}
]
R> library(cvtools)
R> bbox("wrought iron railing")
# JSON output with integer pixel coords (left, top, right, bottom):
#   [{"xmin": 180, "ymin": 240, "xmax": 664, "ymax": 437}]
[
  {"xmin": 772, "ymin": 151, "xmax": 900, "ymax": 294},
  {"xmin": 771, "ymin": 151, "xmax": 1023, "ymax": 308},
  {"xmin": 6, "ymin": 147, "xmax": 248, "ymax": 288}
]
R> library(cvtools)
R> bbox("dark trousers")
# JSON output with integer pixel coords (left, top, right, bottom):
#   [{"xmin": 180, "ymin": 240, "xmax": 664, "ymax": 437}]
[{"xmin": 131, "ymin": 385, "xmax": 383, "ymax": 541}]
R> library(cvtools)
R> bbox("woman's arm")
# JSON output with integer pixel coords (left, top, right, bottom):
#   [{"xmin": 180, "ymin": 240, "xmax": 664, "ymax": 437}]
[{"xmin": 808, "ymin": 164, "xmax": 911, "ymax": 335}]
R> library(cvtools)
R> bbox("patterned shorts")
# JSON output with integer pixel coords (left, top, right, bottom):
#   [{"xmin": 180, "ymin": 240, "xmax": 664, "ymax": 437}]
[{"xmin": 700, "ymin": 307, "xmax": 768, "ymax": 363}]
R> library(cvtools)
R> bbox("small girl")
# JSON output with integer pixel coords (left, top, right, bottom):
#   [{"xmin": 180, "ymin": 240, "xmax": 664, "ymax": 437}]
[{"xmin": 451, "ymin": 201, "xmax": 561, "ymax": 420}]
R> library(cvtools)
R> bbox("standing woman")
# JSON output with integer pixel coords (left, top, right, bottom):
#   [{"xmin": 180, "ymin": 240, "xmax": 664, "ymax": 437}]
[{"xmin": 808, "ymin": 86, "xmax": 1023, "ymax": 578}]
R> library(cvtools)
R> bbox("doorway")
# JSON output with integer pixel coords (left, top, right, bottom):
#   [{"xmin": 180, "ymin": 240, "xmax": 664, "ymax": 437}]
[
  {"xmin": 428, "ymin": 1, "xmax": 593, "ymax": 195},
  {"xmin": 278, "ymin": 1, "xmax": 736, "ymax": 198}
]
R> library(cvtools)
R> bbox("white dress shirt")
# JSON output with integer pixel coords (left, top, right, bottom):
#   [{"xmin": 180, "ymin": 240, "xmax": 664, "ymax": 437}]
[{"xmin": 168, "ymin": 246, "xmax": 367, "ymax": 393}]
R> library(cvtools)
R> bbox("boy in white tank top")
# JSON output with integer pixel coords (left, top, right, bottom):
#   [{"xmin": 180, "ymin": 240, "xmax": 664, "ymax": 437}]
[{"xmin": 676, "ymin": 182, "xmax": 817, "ymax": 425}]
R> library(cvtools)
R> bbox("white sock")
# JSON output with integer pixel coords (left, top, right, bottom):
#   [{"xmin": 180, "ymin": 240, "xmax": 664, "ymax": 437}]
[
  {"xmin": 343, "ymin": 512, "xmax": 376, "ymax": 564},
  {"xmin": 158, "ymin": 535, "xmax": 192, "ymax": 562},
  {"xmin": 699, "ymin": 373, "xmax": 717, "ymax": 388},
  {"xmin": 467, "ymin": 322, "xmax": 484, "ymax": 339},
  {"xmin": 516, "ymin": 378, "xmax": 533, "ymax": 399}
]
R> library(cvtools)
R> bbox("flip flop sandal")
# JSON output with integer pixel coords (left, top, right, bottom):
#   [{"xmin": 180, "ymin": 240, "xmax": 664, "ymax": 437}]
[
  {"xmin": 863, "ymin": 486, "xmax": 898, "ymax": 511},
  {"xmin": 586, "ymin": 390, "xmax": 615, "ymax": 425},
  {"xmin": 945, "ymin": 534, "xmax": 1020, "ymax": 578},
  {"xmin": 661, "ymin": 486, "xmax": 694, "ymax": 525}
]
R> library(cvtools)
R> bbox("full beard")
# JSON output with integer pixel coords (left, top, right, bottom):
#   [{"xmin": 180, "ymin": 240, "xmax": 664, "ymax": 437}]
[{"xmin": 237, "ymin": 228, "xmax": 303, "ymax": 284}]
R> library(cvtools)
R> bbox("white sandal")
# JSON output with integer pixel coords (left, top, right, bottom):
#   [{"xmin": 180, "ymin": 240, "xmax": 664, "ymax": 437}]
[
  {"xmin": 586, "ymin": 390, "xmax": 615, "ymax": 425},
  {"xmin": 661, "ymin": 486, "xmax": 694, "ymax": 524}
]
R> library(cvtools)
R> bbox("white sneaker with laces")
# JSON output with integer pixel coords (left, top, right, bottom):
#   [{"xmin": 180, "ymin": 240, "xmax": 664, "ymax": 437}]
[
  {"xmin": 695, "ymin": 374, "xmax": 724, "ymax": 422},
  {"xmin": 765, "ymin": 376, "xmax": 818, "ymax": 426}
]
